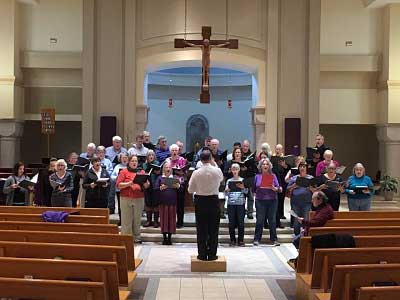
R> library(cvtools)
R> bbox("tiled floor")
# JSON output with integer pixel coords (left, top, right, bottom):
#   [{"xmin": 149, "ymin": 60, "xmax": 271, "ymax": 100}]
[
  {"xmin": 156, "ymin": 278, "xmax": 277, "ymax": 300},
  {"xmin": 130, "ymin": 243, "xmax": 297, "ymax": 300}
]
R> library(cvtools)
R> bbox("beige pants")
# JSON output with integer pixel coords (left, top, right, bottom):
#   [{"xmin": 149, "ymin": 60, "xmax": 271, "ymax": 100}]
[{"xmin": 120, "ymin": 196, "xmax": 144, "ymax": 240}]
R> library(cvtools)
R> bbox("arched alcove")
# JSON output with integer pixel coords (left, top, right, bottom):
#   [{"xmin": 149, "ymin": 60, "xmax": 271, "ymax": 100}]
[{"xmin": 186, "ymin": 114, "xmax": 209, "ymax": 153}]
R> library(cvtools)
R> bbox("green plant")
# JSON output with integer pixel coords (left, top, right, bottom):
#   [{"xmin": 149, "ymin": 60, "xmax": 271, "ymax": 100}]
[{"xmin": 380, "ymin": 175, "xmax": 399, "ymax": 193}]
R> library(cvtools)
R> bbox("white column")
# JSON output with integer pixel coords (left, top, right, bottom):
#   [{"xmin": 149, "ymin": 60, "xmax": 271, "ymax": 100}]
[{"xmin": 0, "ymin": 120, "xmax": 24, "ymax": 167}]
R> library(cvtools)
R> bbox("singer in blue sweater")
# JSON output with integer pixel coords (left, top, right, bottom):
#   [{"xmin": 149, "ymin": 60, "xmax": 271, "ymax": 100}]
[{"xmin": 345, "ymin": 163, "xmax": 374, "ymax": 211}]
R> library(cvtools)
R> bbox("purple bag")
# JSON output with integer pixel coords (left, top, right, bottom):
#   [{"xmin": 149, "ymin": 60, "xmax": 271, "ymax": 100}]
[{"xmin": 42, "ymin": 211, "xmax": 69, "ymax": 223}]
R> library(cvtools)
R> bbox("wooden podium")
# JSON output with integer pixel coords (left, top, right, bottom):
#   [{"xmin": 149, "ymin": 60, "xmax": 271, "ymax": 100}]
[{"xmin": 191, "ymin": 256, "xmax": 227, "ymax": 272}]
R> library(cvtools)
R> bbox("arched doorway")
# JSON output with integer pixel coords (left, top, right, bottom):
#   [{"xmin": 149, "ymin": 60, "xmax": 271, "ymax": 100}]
[{"xmin": 186, "ymin": 114, "xmax": 209, "ymax": 153}]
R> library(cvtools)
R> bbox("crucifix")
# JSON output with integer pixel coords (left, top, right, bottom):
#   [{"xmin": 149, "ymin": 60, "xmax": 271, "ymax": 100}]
[{"xmin": 175, "ymin": 26, "xmax": 239, "ymax": 103}]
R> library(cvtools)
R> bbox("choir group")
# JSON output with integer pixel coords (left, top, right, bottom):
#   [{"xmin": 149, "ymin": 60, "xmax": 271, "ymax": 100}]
[{"xmin": 2, "ymin": 132, "xmax": 374, "ymax": 246}]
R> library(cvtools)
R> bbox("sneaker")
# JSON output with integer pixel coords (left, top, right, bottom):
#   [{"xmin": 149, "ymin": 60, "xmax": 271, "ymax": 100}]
[
  {"xmin": 272, "ymin": 241, "xmax": 280, "ymax": 246},
  {"xmin": 253, "ymin": 240, "xmax": 260, "ymax": 246},
  {"xmin": 238, "ymin": 241, "xmax": 245, "ymax": 247},
  {"xmin": 247, "ymin": 213, "xmax": 254, "ymax": 219},
  {"xmin": 229, "ymin": 241, "xmax": 236, "ymax": 247},
  {"xmin": 143, "ymin": 221, "xmax": 152, "ymax": 227}
]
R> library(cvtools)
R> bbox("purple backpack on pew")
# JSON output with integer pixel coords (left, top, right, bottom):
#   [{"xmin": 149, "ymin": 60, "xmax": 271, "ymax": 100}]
[{"xmin": 42, "ymin": 211, "xmax": 69, "ymax": 223}]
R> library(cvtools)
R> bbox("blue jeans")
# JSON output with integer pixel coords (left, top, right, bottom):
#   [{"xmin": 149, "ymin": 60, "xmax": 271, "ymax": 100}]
[
  {"xmin": 291, "ymin": 201, "xmax": 312, "ymax": 236},
  {"xmin": 347, "ymin": 197, "xmax": 371, "ymax": 211},
  {"xmin": 254, "ymin": 199, "xmax": 278, "ymax": 242},
  {"xmin": 227, "ymin": 204, "xmax": 245, "ymax": 242}
]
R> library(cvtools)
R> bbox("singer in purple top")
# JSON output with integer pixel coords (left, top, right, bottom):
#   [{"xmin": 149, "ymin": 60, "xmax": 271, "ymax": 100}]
[
  {"xmin": 252, "ymin": 158, "xmax": 281, "ymax": 246},
  {"xmin": 165, "ymin": 144, "xmax": 188, "ymax": 228}
]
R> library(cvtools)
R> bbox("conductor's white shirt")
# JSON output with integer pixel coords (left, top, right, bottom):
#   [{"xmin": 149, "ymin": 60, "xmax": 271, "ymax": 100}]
[{"xmin": 188, "ymin": 163, "xmax": 223, "ymax": 196}]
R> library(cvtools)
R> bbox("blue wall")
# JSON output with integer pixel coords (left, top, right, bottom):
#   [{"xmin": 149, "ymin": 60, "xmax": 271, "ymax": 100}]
[{"xmin": 146, "ymin": 99, "xmax": 253, "ymax": 152}]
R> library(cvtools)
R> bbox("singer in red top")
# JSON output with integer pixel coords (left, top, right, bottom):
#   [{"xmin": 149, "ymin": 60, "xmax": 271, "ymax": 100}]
[{"xmin": 117, "ymin": 155, "xmax": 150, "ymax": 243}]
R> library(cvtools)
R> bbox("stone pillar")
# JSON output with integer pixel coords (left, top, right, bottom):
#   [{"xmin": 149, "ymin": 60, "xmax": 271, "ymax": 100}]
[
  {"xmin": 307, "ymin": 0, "xmax": 321, "ymax": 145},
  {"xmin": 82, "ymin": 0, "xmax": 137, "ymax": 150},
  {"xmin": 251, "ymin": 107, "xmax": 266, "ymax": 151},
  {"xmin": 0, "ymin": 120, "xmax": 24, "ymax": 167},
  {"xmin": 135, "ymin": 105, "xmax": 149, "ymax": 136},
  {"xmin": 376, "ymin": 124, "xmax": 400, "ymax": 184}
]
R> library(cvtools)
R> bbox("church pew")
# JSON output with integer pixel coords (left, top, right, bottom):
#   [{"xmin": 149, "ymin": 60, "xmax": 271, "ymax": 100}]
[
  {"xmin": 0, "ymin": 205, "xmax": 109, "ymax": 218},
  {"xmin": 310, "ymin": 210, "xmax": 400, "ymax": 219},
  {"xmin": 357, "ymin": 286, "xmax": 400, "ymax": 300},
  {"xmin": 297, "ymin": 235, "xmax": 400, "ymax": 274},
  {"xmin": 0, "ymin": 257, "xmax": 130, "ymax": 300},
  {"xmin": 0, "ymin": 241, "xmax": 136, "ymax": 288},
  {"xmin": 0, "ymin": 229, "xmax": 140, "ymax": 270},
  {"xmin": 314, "ymin": 263, "xmax": 400, "ymax": 300},
  {"xmin": 0, "ymin": 212, "xmax": 108, "ymax": 224},
  {"xmin": 0, "ymin": 220, "xmax": 118, "ymax": 233},
  {"xmin": 0, "ymin": 277, "xmax": 107, "ymax": 300},
  {"xmin": 309, "ymin": 226, "xmax": 400, "ymax": 237},
  {"xmin": 296, "ymin": 247, "xmax": 400, "ymax": 300},
  {"xmin": 325, "ymin": 218, "xmax": 400, "ymax": 227}
]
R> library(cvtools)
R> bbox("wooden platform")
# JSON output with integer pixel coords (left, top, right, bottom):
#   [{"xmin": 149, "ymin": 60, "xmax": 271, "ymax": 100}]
[{"xmin": 190, "ymin": 255, "xmax": 226, "ymax": 272}]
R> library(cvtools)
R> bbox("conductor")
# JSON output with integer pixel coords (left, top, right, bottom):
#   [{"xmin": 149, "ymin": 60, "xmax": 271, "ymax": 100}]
[{"xmin": 188, "ymin": 149, "xmax": 224, "ymax": 261}]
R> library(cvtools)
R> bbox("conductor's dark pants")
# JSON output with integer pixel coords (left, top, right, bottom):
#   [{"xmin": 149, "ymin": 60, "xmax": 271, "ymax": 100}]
[{"xmin": 194, "ymin": 195, "xmax": 220, "ymax": 259}]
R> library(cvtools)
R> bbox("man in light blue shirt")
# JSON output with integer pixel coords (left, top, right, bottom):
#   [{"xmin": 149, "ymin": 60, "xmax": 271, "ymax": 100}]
[
  {"xmin": 95, "ymin": 146, "xmax": 113, "ymax": 176},
  {"xmin": 106, "ymin": 136, "xmax": 127, "ymax": 164},
  {"xmin": 80, "ymin": 142, "xmax": 96, "ymax": 159}
]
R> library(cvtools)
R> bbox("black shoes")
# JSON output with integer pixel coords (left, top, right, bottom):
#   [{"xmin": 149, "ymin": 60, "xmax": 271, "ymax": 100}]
[
  {"xmin": 207, "ymin": 255, "xmax": 218, "ymax": 261},
  {"xmin": 247, "ymin": 213, "xmax": 254, "ymax": 219},
  {"xmin": 197, "ymin": 255, "xmax": 207, "ymax": 261},
  {"xmin": 196, "ymin": 255, "xmax": 218, "ymax": 261}
]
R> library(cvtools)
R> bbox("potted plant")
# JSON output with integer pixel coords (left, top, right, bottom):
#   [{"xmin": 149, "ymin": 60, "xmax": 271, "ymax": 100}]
[{"xmin": 380, "ymin": 175, "xmax": 399, "ymax": 201}]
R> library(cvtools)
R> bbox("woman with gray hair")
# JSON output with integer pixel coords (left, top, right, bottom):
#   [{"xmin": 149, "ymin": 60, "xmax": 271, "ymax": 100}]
[
  {"xmin": 257, "ymin": 143, "xmax": 272, "ymax": 160},
  {"xmin": 252, "ymin": 158, "xmax": 281, "ymax": 246},
  {"xmin": 345, "ymin": 163, "xmax": 374, "ymax": 211},
  {"xmin": 49, "ymin": 159, "xmax": 74, "ymax": 207}
]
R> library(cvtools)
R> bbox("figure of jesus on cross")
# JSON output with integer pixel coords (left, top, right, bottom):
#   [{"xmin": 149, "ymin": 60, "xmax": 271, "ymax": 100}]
[{"xmin": 175, "ymin": 26, "xmax": 238, "ymax": 103}]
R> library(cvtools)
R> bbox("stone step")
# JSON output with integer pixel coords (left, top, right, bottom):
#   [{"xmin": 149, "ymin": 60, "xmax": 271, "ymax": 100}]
[{"xmin": 140, "ymin": 232, "xmax": 294, "ymax": 244}]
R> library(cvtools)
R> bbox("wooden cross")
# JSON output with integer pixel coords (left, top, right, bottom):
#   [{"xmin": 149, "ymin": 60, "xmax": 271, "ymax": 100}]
[{"xmin": 175, "ymin": 26, "xmax": 239, "ymax": 103}]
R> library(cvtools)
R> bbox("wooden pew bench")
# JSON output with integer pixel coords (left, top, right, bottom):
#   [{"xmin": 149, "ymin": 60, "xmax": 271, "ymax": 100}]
[
  {"xmin": 309, "ymin": 226, "xmax": 400, "ymax": 238},
  {"xmin": 325, "ymin": 218, "xmax": 400, "ymax": 227},
  {"xmin": 310, "ymin": 210, "xmax": 400, "ymax": 219},
  {"xmin": 357, "ymin": 286, "xmax": 400, "ymax": 300},
  {"xmin": 297, "ymin": 235, "xmax": 400, "ymax": 274},
  {"xmin": 0, "ymin": 212, "xmax": 108, "ymax": 224},
  {"xmin": 296, "ymin": 247, "xmax": 400, "ymax": 300},
  {"xmin": 0, "ymin": 257, "xmax": 130, "ymax": 300},
  {"xmin": 0, "ymin": 241, "xmax": 136, "ymax": 289},
  {"xmin": 0, "ymin": 220, "xmax": 118, "ymax": 233},
  {"xmin": 314, "ymin": 263, "xmax": 400, "ymax": 300},
  {"xmin": 0, "ymin": 205, "xmax": 109, "ymax": 218},
  {"xmin": 0, "ymin": 229, "xmax": 141, "ymax": 270},
  {"xmin": 0, "ymin": 277, "xmax": 107, "ymax": 300}
]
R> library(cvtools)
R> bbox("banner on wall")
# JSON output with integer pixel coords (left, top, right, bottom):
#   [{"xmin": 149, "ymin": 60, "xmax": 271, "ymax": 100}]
[{"xmin": 40, "ymin": 108, "xmax": 56, "ymax": 135}]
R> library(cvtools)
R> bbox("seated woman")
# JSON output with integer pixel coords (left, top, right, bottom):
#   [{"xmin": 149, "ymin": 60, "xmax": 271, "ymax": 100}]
[
  {"xmin": 315, "ymin": 149, "xmax": 340, "ymax": 176},
  {"xmin": 49, "ymin": 159, "xmax": 74, "ymax": 207},
  {"xmin": 314, "ymin": 162, "xmax": 344, "ymax": 211},
  {"xmin": 292, "ymin": 190, "xmax": 334, "ymax": 249},
  {"xmin": 3, "ymin": 162, "xmax": 33, "ymax": 206},
  {"xmin": 345, "ymin": 163, "xmax": 374, "ymax": 211},
  {"xmin": 82, "ymin": 156, "xmax": 110, "ymax": 208}
]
